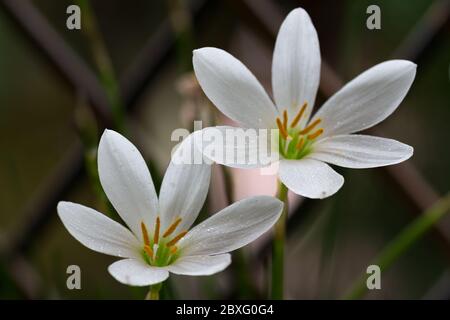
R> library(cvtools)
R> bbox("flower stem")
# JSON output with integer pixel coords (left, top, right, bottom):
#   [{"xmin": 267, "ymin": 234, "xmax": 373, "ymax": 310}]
[
  {"xmin": 344, "ymin": 192, "xmax": 450, "ymax": 300},
  {"xmin": 271, "ymin": 180, "xmax": 288, "ymax": 299},
  {"xmin": 146, "ymin": 282, "xmax": 163, "ymax": 300}
]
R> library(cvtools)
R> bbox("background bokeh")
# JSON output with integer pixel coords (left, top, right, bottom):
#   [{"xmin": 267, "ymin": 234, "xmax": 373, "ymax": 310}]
[{"xmin": 0, "ymin": 0, "xmax": 449, "ymax": 299}]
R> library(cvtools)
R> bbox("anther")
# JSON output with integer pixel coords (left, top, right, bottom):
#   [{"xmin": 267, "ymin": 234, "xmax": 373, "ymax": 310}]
[
  {"xmin": 166, "ymin": 231, "xmax": 188, "ymax": 247},
  {"xmin": 295, "ymin": 137, "xmax": 305, "ymax": 150},
  {"xmin": 153, "ymin": 216, "xmax": 160, "ymax": 244},
  {"xmin": 290, "ymin": 102, "xmax": 307, "ymax": 128},
  {"xmin": 307, "ymin": 128, "xmax": 324, "ymax": 140},
  {"xmin": 141, "ymin": 222, "xmax": 150, "ymax": 246},
  {"xmin": 144, "ymin": 244, "xmax": 154, "ymax": 258},
  {"xmin": 170, "ymin": 246, "xmax": 178, "ymax": 255},
  {"xmin": 276, "ymin": 118, "xmax": 289, "ymax": 140},
  {"xmin": 163, "ymin": 217, "xmax": 182, "ymax": 238},
  {"xmin": 282, "ymin": 110, "xmax": 288, "ymax": 130},
  {"xmin": 299, "ymin": 118, "xmax": 321, "ymax": 135}
]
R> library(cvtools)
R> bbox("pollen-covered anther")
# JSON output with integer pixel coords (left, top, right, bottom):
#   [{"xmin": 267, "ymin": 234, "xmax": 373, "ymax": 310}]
[
  {"xmin": 163, "ymin": 217, "xmax": 182, "ymax": 238},
  {"xmin": 299, "ymin": 118, "xmax": 322, "ymax": 135},
  {"xmin": 166, "ymin": 231, "xmax": 188, "ymax": 247},
  {"xmin": 307, "ymin": 128, "xmax": 324, "ymax": 140},
  {"xmin": 282, "ymin": 110, "xmax": 288, "ymax": 130},
  {"xmin": 295, "ymin": 137, "xmax": 305, "ymax": 150},
  {"xmin": 153, "ymin": 216, "xmax": 161, "ymax": 244},
  {"xmin": 290, "ymin": 102, "xmax": 307, "ymax": 128},
  {"xmin": 144, "ymin": 244, "xmax": 154, "ymax": 259},
  {"xmin": 141, "ymin": 221, "xmax": 150, "ymax": 246},
  {"xmin": 276, "ymin": 118, "xmax": 290, "ymax": 140},
  {"xmin": 170, "ymin": 246, "xmax": 178, "ymax": 255}
]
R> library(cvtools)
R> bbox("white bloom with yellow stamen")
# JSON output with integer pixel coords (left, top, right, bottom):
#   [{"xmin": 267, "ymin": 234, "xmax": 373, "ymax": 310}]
[
  {"xmin": 57, "ymin": 129, "xmax": 282, "ymax": 286},
  {"xmin": 192, "ymin": 7, "xmax": 416, "ymax": 199}
]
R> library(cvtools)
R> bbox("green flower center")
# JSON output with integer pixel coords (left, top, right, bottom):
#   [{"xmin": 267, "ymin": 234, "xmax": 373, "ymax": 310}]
[
  {"xmin": 275, "ymin": 102, "xmax": 324, "ymax": 160},
  {"xmin": 140, "ymin": 217, "xmax": 186, "ymax": 267}
]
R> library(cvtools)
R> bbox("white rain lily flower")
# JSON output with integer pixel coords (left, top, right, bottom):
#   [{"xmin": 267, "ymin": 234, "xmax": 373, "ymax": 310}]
[
  {"xmin": 192, "ymin": 7, "xmax": 416, "ymax": 199},
  {"xmin": 57, "ymin": 129, "xmax": 282, "ymax": 286}
]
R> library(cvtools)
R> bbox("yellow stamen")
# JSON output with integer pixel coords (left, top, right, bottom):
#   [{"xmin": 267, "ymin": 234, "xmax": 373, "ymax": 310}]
[
  {"xmin": 141, "ymin": 222, "xmax": 150, "ymax": 246},
  {"xmin": 163, "ymin": 217, "xmax": 182, "ymax": 238},
  {"xmin": 144, "ymin": 244, "xmax": 154, "ymax": 258},
  {"xmin": 307, "ymin": 128, "xmax": 324, "ymax": 140},
  {"xmin": 295, "ymin": 137, "xmax": 305, "ymax": 150},
  {"xmin": 153, "ymin": 216, "xmax": 160, "ymax": 244},
  {"xmin": 299, "ymin": 118, "xmax": 322, "ymax": 135},
  {"xmin": 170, "ymin": 246, "xmax": 178, "ymax": 255},
  {"xmin": 282, "ymin": 110, "xmax": 288, "ymax": 130},
  {"xmin": 166, "ymin": 231, "xmax": 188, "ymax": 247},
  {"xmin": 276, "ymin": 118, "xmax": 289, "ymax": 140},
  {"xmin": 290, "ymin": 102, "xmax": 307, "ymax": 128}
]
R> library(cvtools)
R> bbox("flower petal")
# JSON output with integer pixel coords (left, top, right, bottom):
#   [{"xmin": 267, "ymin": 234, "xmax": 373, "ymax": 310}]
[
  {"xmin": 194, "ymin": 126, "xmax": 279, "ymax": 169},
  {"xmin": 165, "ymin": 254, "xmax": 231, "ymax": 276},
  {"xmin": 98, "ymin": 129, "xmax": 158, "ymax": 239},
  {"xmin": 272, "ymin": 7, "xmax": 321, "ymax": 125},
  {"xmin": 57, "ymin": 201, "xmax": 140, "ymax": 259},
  {"xmin": 159, "ymin": 157, "xmax": 211, "ymax": 233},
  {"xmin": 108, "ymin": 259, "xmax": 169, "ymax": 286},
  {"xmin": 279, "ymin": 159, "xmax": 344, "ymax": 199},
  {"xmin": 179, "ymin": 196, "xmax": 283, "ymax": 256},
  {"xmin": 170, "ymin": 130, "xmax": 211, "ymax": 166},
  {"xmin": 312, "ymin": 60, "xmax": 416, "ymax": 138},
  {"xmin": 193, "ymin": 47, "xmax": 277, "ymax": 129},
  {"xmin": 310, "ymin": 134, "xmax": 413, "ymax": 168}
]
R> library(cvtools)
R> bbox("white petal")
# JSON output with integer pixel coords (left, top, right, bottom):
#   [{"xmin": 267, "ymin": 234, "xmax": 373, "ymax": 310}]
[
  {"xmin": 108, "ymin": 259, "xmax": 169, "ymax": 286},
  {"xmin": 57, "ymin": 201, "xmax": 140, "ymax": 259},
  {"xmin": 165, "ymin": 254, "xmax": 231, "ymax": 276},
  {"xmin": 194, "ymin": 126, "xmax": 279, "ymax": 169},
  {"xmin": 312, "ymin": 60, "xmax": 416, "ymax": 138},
  {"xmin": 310, "ymin": 134, "xmax": 413, "ymax": 168},
  {"xmin": 98, "ymin": 129, "xmax": 158, "ymax": 239},
  {"xmin": 272, "ymin": 7, "xmax": 321, "ymax": 126},
  {"xmin": 159, "ymin": 157, "xmax": 211, "ymax": 233},
  {"xmin": 193, "ymin": 47, "xmax": 277, "ymax": 129},
  {"xmin": 279, "ymin": 159, "xmax": 344, "ymax": 199},
  {"xmin": 179, "ymin": 196, "xmax": 283, "ymax": 256},
  {"xmin": 170, "ymin": 130, "xmax": 211, "ymax": 166}
]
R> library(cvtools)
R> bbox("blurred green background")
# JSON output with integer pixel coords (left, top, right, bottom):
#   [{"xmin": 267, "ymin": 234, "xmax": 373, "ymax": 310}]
[{"xmin": 0, "ymin": 0, "xmax": 449, "ymax": 299}]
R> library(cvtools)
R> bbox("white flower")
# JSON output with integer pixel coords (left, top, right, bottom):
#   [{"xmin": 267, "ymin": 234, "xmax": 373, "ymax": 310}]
[
  {"xmin": 57, "ymin": 129, "xmax": 282, "ymax": 286},
  {"xmin": 192, "ymin": 7, "xmax": 416, "ymax": 199}
]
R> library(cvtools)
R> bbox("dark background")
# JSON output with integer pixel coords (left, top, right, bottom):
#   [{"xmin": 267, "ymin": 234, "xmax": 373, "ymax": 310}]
[{"xmin": 0, "ymin": 0, "xmax": 449, "ymax": 299}]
